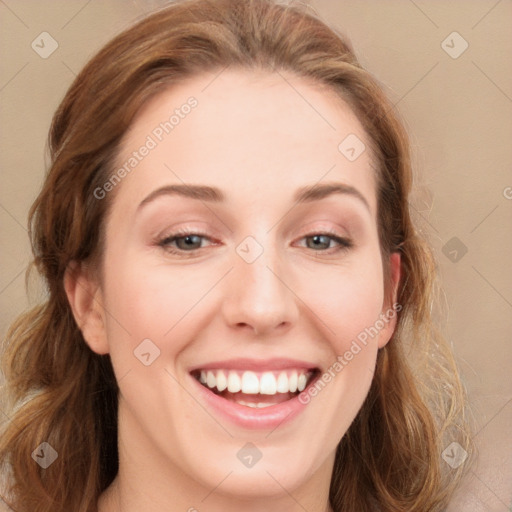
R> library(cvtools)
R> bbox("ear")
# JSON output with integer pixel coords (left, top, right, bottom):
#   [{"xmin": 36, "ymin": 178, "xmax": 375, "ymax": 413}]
[
  {"xmin": 377, "ymin": 251, "xmax": 402, "ymax": 349},
  {"xmin": 64, "ymin": 260, "xmax": 110, "ymax": 355}
]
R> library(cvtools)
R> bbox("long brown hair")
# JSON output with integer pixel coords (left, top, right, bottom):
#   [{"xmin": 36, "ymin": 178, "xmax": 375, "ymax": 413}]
[{"xmin": 0, "ymin": 0, "xmax": 470, "ymax": 510}]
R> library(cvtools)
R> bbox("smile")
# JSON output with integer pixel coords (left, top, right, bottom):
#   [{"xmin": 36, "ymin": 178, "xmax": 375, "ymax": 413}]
[
  {"xmin": 189, "ymin": 360, "xmax": 321, "ymax": 429},
  {"xmin": 193, "ymin": 368, "xmax": 315, "ymax": 405}
]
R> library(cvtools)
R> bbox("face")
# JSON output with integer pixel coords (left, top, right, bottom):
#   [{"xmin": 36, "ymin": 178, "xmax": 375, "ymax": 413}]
[{"xmin": 69, "ymin": 69, "xmax": 400, "ymax": 505}]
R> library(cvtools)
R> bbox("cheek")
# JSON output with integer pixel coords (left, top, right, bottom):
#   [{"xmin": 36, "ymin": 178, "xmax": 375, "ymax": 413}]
[
  {"xmin": 99, "ymin": 253, "xmax": 213, "ymax": 365},
  {"xmin": 295, "ymin": 254, "xmax": 385, "ymax": 441},
  {"xmin": 297, "ymin": 251, "xmax": 385, "ymax": 351}
]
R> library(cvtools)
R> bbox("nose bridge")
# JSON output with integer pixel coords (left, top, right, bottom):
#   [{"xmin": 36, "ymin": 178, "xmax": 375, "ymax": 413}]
[{"xmin": 222, "ymin": 233, "xmax": 298, "ymax": 335}]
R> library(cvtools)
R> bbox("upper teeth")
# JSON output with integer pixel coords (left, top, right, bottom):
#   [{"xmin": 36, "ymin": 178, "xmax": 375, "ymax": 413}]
[{"xmin": 198, "ymin": 370, "xmax": 310, "ymax": 395}]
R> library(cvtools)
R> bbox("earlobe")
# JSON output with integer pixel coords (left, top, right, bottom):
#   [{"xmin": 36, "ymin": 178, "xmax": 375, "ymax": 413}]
[
  {"xmin": 63, "ymin": 261, "xmax": 110, "ymax": 355},
  {"xmin": 377, "ymin": 252, "xmax": 402, "ymax": 349}
]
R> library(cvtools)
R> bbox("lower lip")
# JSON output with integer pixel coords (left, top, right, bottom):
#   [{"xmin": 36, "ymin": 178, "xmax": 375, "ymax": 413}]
[{"xmin": 190, "ymin": 374, "xmax": 310, "ymax": 430}]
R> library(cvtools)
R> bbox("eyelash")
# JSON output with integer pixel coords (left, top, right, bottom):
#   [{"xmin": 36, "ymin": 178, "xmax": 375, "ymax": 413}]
[{"xmin": 156, "ymin": 228, "xmax": 353, "ymax": 256}]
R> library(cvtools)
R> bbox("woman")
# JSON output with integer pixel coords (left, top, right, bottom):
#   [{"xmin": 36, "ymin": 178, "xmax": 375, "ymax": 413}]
[{"xmin": 0, "ymin": 0, "xmax": 470, "ymax": 510}]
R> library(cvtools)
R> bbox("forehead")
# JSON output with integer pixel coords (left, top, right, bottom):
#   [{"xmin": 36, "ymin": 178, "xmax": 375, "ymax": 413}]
[{"xmin": 111, "ymin": 68, "xmax": 377, "ymax": 215}]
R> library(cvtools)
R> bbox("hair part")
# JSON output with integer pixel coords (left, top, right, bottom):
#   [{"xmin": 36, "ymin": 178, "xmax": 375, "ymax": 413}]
[{"xmin": 0, "ymin": 1, "xmax": 470, "ymax": 510}]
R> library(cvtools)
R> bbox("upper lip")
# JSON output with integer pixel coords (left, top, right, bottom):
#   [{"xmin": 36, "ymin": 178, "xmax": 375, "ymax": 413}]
[{"xmin": 188, "ymin": 358, "xmax": 319, "ymax": 373}]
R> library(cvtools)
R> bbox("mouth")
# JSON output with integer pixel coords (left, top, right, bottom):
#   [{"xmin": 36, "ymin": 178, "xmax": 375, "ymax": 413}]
[{"xmin": 190, "ymin": 367, "xmax": 320, "ymax": 409}]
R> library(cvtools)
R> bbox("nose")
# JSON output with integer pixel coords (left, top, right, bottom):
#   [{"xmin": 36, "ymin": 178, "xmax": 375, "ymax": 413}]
[{"xmin": 221, "ymin": 239, "xmax": 299, "ymax": 337}]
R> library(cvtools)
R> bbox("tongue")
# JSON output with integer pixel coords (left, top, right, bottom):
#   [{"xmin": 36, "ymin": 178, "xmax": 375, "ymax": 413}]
[{"xmin": 220, "ymin": 390, "xmax": 296, "ymax": 405}]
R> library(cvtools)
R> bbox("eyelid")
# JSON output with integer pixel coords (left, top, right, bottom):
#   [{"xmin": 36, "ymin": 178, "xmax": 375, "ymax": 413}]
[
  {"xmin": 155, "ymin": 225, "xmax": 354, "ymax": 257},
  {"xmin": 294, "ymin": 230, "xmax": 353, "ymax": 252},
  {"xmin": 157, "ymin": 227, "xmax": 216, "ymax": 248}
]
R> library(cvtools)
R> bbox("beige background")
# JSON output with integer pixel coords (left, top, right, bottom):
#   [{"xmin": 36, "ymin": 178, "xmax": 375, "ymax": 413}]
[{"xmin": 0, "ymin": 0, "xmax": 511, "ymax": 510}]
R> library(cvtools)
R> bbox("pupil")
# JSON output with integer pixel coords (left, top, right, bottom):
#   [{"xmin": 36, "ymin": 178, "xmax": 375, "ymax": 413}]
[
  {"xmin": 181, "ymin": 235, "xmax": 200, "ymax": 249},
  {"xmin": 311, "ymin": 235, "xmax": 328, "ymax": 249}
]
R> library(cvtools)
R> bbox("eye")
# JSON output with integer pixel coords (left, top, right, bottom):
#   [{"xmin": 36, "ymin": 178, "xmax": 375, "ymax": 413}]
[
  {"xmin": 155, "ymin": 229, "xmax": 353, "ymax": 256},
  {"xmin": 157, "ymin": 230, "xmax": 214, "ymax": 254},
  {"xmin": 299, "ymin": 232, "xmax": 353, "ymax": 253}
]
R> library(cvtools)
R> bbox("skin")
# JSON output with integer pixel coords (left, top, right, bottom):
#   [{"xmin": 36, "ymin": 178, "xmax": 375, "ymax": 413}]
[{"xmin": 65, "ymin": 68, "xmax": 400, "ymax": 512}]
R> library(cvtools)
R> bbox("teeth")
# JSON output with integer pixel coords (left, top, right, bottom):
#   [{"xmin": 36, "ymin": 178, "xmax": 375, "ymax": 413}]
[
  {"xmin": 216, "ymin": 370, "xmax": 227, "ymax": 392},
  {"xmin": 236, "ymin": 400, "xmax": 275, "ymax": 408},
  {"xmin": 297, "ymin": 373, "xmax": 307, "ymax": 392},
  {"xmin": 289, "ymin": 371, "xmax": 298, "ymax": 393},
  {"xmin": 241, "ymin": 371, "xmax": 260, "ymax": 394},
  {"xmin": 259, "ymin": 372, "xmax": 277, "ymax": 395},
  {"xmin": 227, "ymin": 371, "xmax": 242, "ymax": 393},
  {"xmin": 195, "ymin": 368, "xmax": 313, "ymax": 395},
  {"xmin": 206, "ymin": 371, "xmax": 216, "ymax": 389},
  {"xmin": 276, "ymin": 371, "xmax": 289, "ymax": 393}
]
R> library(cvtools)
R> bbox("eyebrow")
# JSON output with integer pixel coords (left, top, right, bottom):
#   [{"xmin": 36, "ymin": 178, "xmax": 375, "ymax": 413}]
[{"xmin": 137, "ymin": 182, "xmax": 370, "ymax": 212}]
